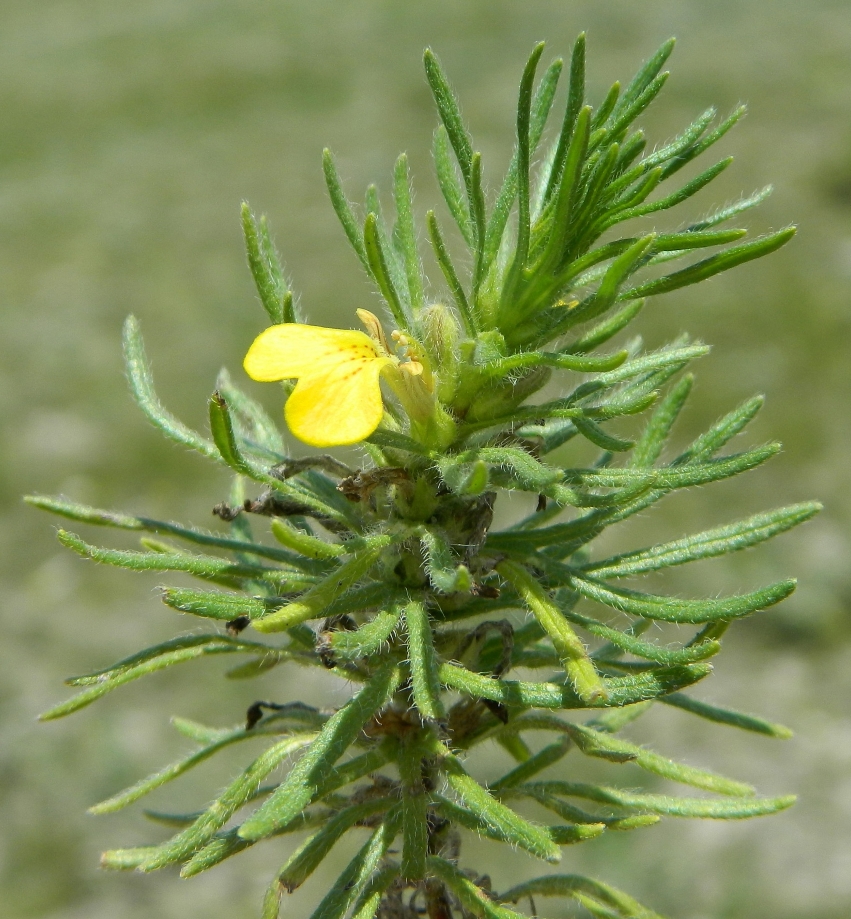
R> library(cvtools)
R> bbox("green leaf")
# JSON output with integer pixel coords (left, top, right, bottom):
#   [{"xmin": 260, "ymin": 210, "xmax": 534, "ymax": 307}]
[
  {"xmin": 322, "ymin": 148, "xmax": 369, "ymax": 271},
  {"xmin": 432, "ymin": 126, "xmax": 474, "ymax": 246},
  {"xmin": 241, "ymin": 202, "xmax": 288, "ymax": 325},
  {"xmin": 100, "ymin": 847, "xmax": 158, "ymax": 871},
  {"xmin": 585, "ymin": 502, "xmax": 821, "ymax": 578},
  {"xmin": 598, "ymin": 73, "xmax": 668, "ymax": 143},
  {"xmin": 306, "ymin": 810, "xmax": 402, "ymax": 919},
  {"xmin": 689, "ymin": 186, "xmax": 773, "ymax": 232},
  {"xmin": 429, "ymin": 857, "xmax": 527, "ymax": 919},
  {"xmin": 630, "ymin": 373, "xmax": 693, "ymax": 467},
  {"xmin": 660, "ymin": 693, "xmax": 793, "ymax": 739},
  {"xmin": 470, "ymin": 152, "xmax": 487, "ymax": 281},
  {"xmin": 270, "ymin": 518, "xmax": 346, "ymax": 560},
  {"xmin": 483, "ymin": 56, "xmax": 563, "ymax": 274},
  {"xmin": 403, "ymin": 600, "xmax": 446, "ymax": 722},
  {"xmin": 24, "ymin": 494, "xmax": 312, "ymax": 568},
  {"xmin": 558, "ymin": 445, "xmax": 781, "ymax": 493},
  {"xmin": 436, "ymin": 745, "xmax": 561, "ymax": 863},
  {"xmin": 542, "ymin": 32, "xmax": 586, "ymax": 205},
  {"xmin": 182, "ymin": 749, "xmax": 394, "ymax": 878},
  {"xmin": 423, "ymin": 49, "xmax": 475, "ymax": 193},
  {"xmin": 253, "ymin": 536, "xmax": 392, "ymax": 632},
  {"xmin": 563, "ymin": 722, "xmax": 755, "ymax": 796},
  {"xmin": 619, "ymin": 37, "xmax": 675, "ymax": 109},
  {"xmin": 676, "ymin": 394, "xmax": 764, "ymax": 462},
  {"xmin": 159, "ymin": 587, "xmax": 277, "ymax": 622},
  {"xmin": 364, "ymin": 212, "xmax": 410, "ymax": 329},
  {"xmin": 56, "ymin": 529, "xmax": 312, "ymax": 587},
  {"xmin": 272, "ymin": 797, "xmax": 393, "ymax": 894},
  {"xmin": 40, "ymin": 635, "xmax": 270, "ymax": 720},
  {"xmin": 436, "ymin": 794, "xmax": 602, "ymax": 848},
  {"xmin": 139, "ymin": 733, "xmax": 316, "ymax": 871},
  {"xmin": 497, "ymin": 560, "xmax": 606, "ymax": 704},
  {"xmin": 573, "ymin": 416, "xmax": 634, "ymax": 453},
  {"xmin": 604, "ymin": 159, "xmax": 730, "ymax": 235},
  {"xmin": 90, "ymin": 720, "xmax": 313, "ymax": 815},
  {"xmin": 239, "ymin": 664, "xmax": 401, "ymax": 841},
  {"xmin": 512, "ymin": 43, "xmax": 546, "ymax": 277},
  {"xmin": 535, "ymin": 105, "xmax": 592, "ymax": 276},
  {"xmin": 209, "ymin": 391, "xmax": 254, "ymax": 475},
  {"xmin": 426, "ymin": 209, "xmax": 476, "ymax": 335},
  {"xmin": 623, "ymin": 228, "xmax": 796, "ymax": 300},
  {"xmin": 398, "ymin": 742, "xmax": 428, "ymax": 881},
  {"xmin": 572, "ymin": 574, "xmax": 796, "ymax": 624},
  {"xmin": 186, "ymin": 812, "xmax": 326, "ymax": 881},
  {"xmin": 325, "ymin": 608, "xmax": 401, "ymax": 660},
  {"xmin": 499, "ymin": 872, "xmax": 665, "ymax": 919},
  {"xmin": 350, "ymin": 865, "xmax": 401, "ymax": 919},
  {"xmin": 216, "ymin": 367, "xmax": 285, "ymax": 457},
  {"xmin": 605, "ymin": 105, "xmax": 715, "ymax": 199},
  {"xmin": 123, "ymin": 316, "xmax": 221, "ymax": 463},
  {"xmin": 518, "ymin": 781, "xmax": 796, "ymax": 819},
  {"xmin": 660, "ymin": 104, "xmax": 747, "ymax": 180},
  {"xmin": 558, "ymin": 607, "xmax": 720, "ymax": 667},
  {"xmin": 439, "ymin": 661, "xmax": 710, "ymax": 710},
  {"xmin": 393, "ymin": 153, "xmax": 425, "ymax": 311},
  {"xmin": 472, "ymin": 348, "xmax": 629, "ymax": 383},
  {"xmin": 590, "ymin": 82, "xmax": 621, "ymax": 130},
  {"xmin": 419, "ymin": 527, "xmax": 472, "ymax": 595}
]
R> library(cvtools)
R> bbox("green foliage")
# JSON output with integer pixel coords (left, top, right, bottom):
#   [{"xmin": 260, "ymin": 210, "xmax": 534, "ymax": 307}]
[{"xmin": 31, "ymin": 35, "xmax": 815, "ymax": 919}]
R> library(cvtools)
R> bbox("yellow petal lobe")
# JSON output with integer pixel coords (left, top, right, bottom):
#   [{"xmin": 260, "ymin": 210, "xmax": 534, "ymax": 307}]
[
  {"xmin": 286, "ymin": 355, "xmax": 391, "ymax": 447},
  {"xmin": 243, "ymin": 324, "xmax": 381, "ymax": 382}
]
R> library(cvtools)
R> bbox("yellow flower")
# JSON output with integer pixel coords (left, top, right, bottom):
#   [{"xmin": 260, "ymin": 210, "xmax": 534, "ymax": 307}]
[{"xmin": 243, "ymin": 322, "xmax": 393, "ymax": 447}]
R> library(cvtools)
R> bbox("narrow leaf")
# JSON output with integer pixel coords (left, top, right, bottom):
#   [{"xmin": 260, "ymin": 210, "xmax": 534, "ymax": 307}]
[
  {"xmin": 623, "ymin": 228, "xmax": 795, "ymax": 300},
  {"xmin": 564, "ymin": 722, "xmax": 755, "ymax": 796},
  {"xmin": 426, "ymin": 210, "xmax": 476, "ymax": 335},
  {"xmin": 500, "ymin": 872, "xmax": 665, "ymax": 919},
  {"xmin": 432, "ymin": 126, "xmax": 474, "ymax": 246},
  {"xmin": 393, "ymin": 153, "xmax": 425, "ymax": 311},
  {"xmin": 322, "ymin": 149, "xmax": 369, "ymax": 271},
  {"xmin": 253, "ymin": 536, "xmax": 392, "ymax": 632},
  {"xmin": 404, "ymin": 599, "xmax": 446, "ymax": 721},
  {"xmin": 123, "ymin": 316, "xmax": 220, "ymax": 463},
  {"xmin": 274, "ymin": 797, "xmax": 393, "ymax": 893},
  {"xmin": 585, "ymin": 502, "xmax": 821, "ymax": 578},
  {"xmin": 41, "ymin": 636, "xmax": 268, "ymax": 720},
  {"xmin": 398, "ymin": 742, "xmax": 428, "ymax": 881},
  {"xmin": 518, "ymin": 781, "xmax": 796, "ymax": 819},
  {"xmin": 660, "ymin": 693, "xmax": 793, "ymax": 739},
  {"xmin": 307, "ymin": 810, "xmax": 402, "ymax": 919},
  {"xmin": 438, "ymin": 747, "xmax": 561, "ymax": 863},
  {"xmin": 573, "ymin": 574, "xmax": 796, "ymax": 624},
  {"xmin": 497, "ymin": 560, "xmax": 606, "ymax": 703},
  {"xmin": 325, "ymin": 608, "xmax": 401, "ymax": 660},
  {"xmin": 139, "ymin": 733, "xmax": 316, "ymax": 871},
  {"xmin": 241, "ymin": 203, "xmax": 286, "ymax": 324},
  {"xmin": 239, "ymin": 664, "xmax": 401, "ymax": 841},
  {"xmin": 429, "ymin": 856, "xmax": 525, "ymax": 919},
  {"xmin": 439, "ymin": 661, "xmax": 710, "ymax": 710}
]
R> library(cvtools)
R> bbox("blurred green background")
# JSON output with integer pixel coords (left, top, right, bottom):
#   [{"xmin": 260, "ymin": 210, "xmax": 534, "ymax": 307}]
[{"xmin": 1, "ymin": 1, "xmax": 849, "ymax": 916}]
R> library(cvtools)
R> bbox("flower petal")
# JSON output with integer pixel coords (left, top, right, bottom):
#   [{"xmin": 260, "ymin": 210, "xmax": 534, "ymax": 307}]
[
  {"xmin": 285, "ymin": 356, "xmax": 392, "ymax": 447},
  {"xmin": 243, "ymin": 324, "xmax": 381, "ymax": 382}
]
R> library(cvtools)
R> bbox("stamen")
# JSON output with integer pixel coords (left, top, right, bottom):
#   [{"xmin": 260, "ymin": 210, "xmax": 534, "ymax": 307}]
[{"xmin": 356, "ymin": 309, "xmax": 391, "ymax": 354}]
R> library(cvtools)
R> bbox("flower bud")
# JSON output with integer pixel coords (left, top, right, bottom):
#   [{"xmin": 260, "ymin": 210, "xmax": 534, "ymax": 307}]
[{"xmin": 419, "ymin": 302, "xmax": 461, "ymax": 402}]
